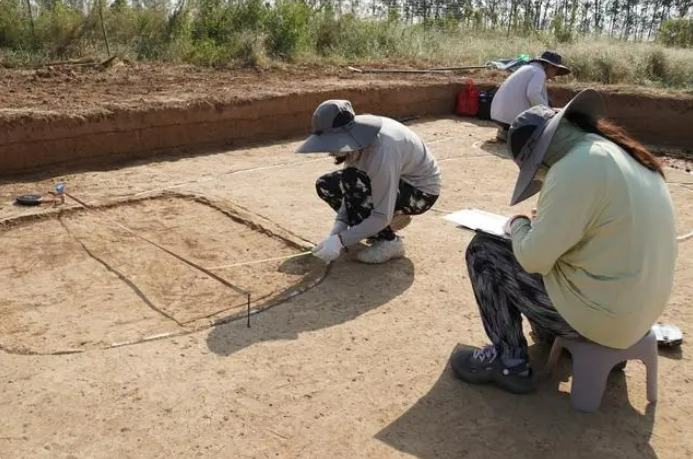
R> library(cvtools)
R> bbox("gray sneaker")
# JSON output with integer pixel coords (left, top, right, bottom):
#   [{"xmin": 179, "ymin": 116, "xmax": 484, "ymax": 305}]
[{"xmin": 450, "ymin": 344, "xmax": 537, "ymax": 394}]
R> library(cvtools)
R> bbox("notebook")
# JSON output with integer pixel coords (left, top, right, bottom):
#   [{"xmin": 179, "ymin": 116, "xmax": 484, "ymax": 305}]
[{"xmin": 442, "ymin": 208, "xmax": 510, "ymax": 239}]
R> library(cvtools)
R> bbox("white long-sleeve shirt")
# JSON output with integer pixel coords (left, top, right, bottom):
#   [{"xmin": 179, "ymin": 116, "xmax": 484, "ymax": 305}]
[
  {"xmin": 336, "ymin": 117, "xmax": 441, "ymax": 246},
  {"xmin": 490, "ymin": 62, "xmax": 549, "ymax": 125}
]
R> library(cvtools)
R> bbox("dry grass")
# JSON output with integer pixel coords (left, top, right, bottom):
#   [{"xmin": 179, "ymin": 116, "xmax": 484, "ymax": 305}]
[{"xmin": 0, "ymin": 2, "xmax": 692, "ymax": 90}]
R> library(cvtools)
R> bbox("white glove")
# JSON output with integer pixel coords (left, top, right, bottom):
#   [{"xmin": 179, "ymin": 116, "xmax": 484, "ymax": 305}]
[
  {"xmin": 330, "ymin": 219, "xmax": 348, "ymax": 236},
  {"xmin": 312, "ymin": 234, "xmax": 343, "ymax": 262}
]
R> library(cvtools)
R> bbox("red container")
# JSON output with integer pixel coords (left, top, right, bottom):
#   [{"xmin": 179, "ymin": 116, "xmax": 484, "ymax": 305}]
[{"xmin": 456, "ymin": 79, "xmax": 480, "ymax": 117}]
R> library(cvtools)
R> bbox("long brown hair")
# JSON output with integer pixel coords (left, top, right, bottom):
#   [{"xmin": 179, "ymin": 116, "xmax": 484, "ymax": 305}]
[{"xmin": 566, "ymin": 112, "xmax": 665, "ymax": 178}]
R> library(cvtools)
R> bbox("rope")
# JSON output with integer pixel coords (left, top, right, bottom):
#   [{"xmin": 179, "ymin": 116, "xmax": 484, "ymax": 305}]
[
  {"xmin": 132, "ymin": 157, "xmax": 329, "ymax": 198},
  {"xmin": 206, "ymin": 251, "xmax": 313, "ymax": 270},
  {"xmin": 63, "ymin": 191, "xmax": 251, "ymax": 299},
  {"xmin": 677, "ymin": 230, "xmax": 693, "ymax": 242},
  {"xmin": 668, "ymin": 183, "xmax": 693, "ymax": 242}
]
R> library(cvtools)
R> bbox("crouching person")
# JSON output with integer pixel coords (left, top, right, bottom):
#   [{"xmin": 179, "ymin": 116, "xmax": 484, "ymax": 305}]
[
  {"xmin": 452, "ymin": 89, "xmax": 677, "ymax": 394},
  {"xmin": 297, "ymin": 100, "xmax": 441, "ymax": 264},
  {"xmin": 490, "ymin": 50, "xmax": 571, "ymax": 142}
]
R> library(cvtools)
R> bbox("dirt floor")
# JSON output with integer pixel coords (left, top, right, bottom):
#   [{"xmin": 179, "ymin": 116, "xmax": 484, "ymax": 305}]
[
  {"xmin": 1, "ymin": 113, "xmax": 692, "ymax": 458},
  {"xmin": 0, "ymin": 192, "xmax": 325, "ymax": 355}
]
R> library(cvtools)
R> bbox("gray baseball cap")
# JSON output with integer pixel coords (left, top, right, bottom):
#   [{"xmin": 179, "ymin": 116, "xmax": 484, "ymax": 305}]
[
  {"xmin": 297, "ymin": 100, "xmax": 382, "ymax": 153},
  {"xmin": 507, "ymin": 88, "xmax": 607, "ymax": 206}
]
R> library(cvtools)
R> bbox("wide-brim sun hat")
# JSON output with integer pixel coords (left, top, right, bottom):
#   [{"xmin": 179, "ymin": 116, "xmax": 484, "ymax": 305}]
[
  {"xmin": 507, "ymin": 88, "xmax": 607, "ymax": 206},
  {"xmin": 529, "ymin": 50, "xmax": 571, "ymax": 77},
  {"xmin": 297, "ymin": 100, "xmax": 382, "ymax": 153}
]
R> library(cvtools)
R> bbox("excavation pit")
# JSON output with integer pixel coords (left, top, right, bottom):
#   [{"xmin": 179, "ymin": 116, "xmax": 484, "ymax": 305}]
[{"xmin": 0, "ymin": 192, "xmax": 326, "ymax": 355}]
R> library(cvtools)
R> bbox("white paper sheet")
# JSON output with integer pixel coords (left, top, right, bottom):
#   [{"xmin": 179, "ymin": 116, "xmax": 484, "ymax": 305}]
[{"xmin": 441, "ymin": 208, "xmax": 510, "ymax": 239}]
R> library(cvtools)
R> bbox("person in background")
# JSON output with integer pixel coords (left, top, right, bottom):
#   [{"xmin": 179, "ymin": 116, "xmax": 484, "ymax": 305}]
[
  {"xmin": 452, "ymin": 89, "xmax": 677, "ymax": 394},
  {"xmin": 490, "ymin": 50, "xmax": 571, "ymax": 142},
  {"xmin": 297, "ymin": 100, "xmax": 441, "ymax": 264}
]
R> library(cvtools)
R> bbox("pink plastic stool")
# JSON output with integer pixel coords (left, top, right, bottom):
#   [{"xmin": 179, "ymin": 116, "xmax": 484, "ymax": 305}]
[{"xmin": 546, "ymin": 330, "xmax": 658, "ymax": 412}]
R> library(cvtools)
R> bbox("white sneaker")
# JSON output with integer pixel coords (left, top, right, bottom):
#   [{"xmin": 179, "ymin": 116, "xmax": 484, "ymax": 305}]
[
  {"xmin": 496, "ymin": 127, "xmax": 508, "ymax": 142},
  {"xmin": 356, "ymin": 237, "xmax": 406, "ymax": 264},
  {"xmin": 390, "ymin": 213, "xmax": 412, "ymax": 233}
]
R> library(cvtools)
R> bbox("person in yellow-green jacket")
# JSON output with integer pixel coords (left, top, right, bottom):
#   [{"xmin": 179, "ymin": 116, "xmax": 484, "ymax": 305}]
[{"xmin": 452, "ymin": 89, "xmax": 677, "ymax": 394}]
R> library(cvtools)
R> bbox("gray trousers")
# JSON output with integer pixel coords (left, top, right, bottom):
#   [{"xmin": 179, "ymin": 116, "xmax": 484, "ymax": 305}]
[{"xmin": 465, "ymin": 233, "xmax": 579, "ymax": 360}]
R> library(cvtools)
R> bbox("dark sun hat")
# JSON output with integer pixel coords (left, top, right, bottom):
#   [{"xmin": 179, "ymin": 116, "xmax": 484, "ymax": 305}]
[
  {"xmin": 530, "ymin": 50, "xmax": 571, "ymax": 76},
  {"xmin": 297, "ymin": 100, "xmax": 382, "ymax": 153},
  {"xmin": 507, "ymin": 88, "xmax": 606, "ymax": 206}
]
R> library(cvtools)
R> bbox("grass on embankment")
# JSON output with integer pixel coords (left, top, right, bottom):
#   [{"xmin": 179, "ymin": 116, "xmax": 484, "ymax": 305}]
[{"xmin": 1, "ymin": 0, "xmax": 691, "ymax": 90}]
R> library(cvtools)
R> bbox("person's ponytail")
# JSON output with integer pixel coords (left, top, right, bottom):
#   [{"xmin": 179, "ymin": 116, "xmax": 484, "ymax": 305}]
[{"xmin": 565, "ymin": 112, "xmax": 664, "ymax": 178}]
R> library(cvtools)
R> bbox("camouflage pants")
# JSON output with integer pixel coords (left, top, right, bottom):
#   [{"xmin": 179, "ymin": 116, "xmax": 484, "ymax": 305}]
[{"xmin": 316, "ymin": 167, "xmax": 438, "ymax": 241}]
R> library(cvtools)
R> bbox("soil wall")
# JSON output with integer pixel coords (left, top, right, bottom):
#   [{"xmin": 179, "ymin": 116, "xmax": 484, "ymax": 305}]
[
  {"xmin": 0, "ymin": 82, "xmax": 690, "ymax": 176},
  {"xmin": 550, "ymin": 87, "xmax": 693, "ymax": 150}
]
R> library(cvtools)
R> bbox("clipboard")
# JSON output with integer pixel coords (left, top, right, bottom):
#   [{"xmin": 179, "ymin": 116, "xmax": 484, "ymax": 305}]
[{"xmin": 441, "ymin": 208, "xmax": 510, "ymax": 240}]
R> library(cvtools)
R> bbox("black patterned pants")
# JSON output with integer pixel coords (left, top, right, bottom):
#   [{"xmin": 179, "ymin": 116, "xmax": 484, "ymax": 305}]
[
  {"xmin": 316, "ymin": 167, "xmax": 438, "ymax": 241},
  {"xmin": 465, "ymin": 233, "xmax": 579, "ymax": 361}
]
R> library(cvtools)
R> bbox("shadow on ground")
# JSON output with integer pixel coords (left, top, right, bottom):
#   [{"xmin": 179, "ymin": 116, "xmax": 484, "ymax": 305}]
[
  {"xmin": 658, "ymin": 345, "xmax": 683, "ymax": 360},
  {"xmin": 476, "ymin": 139, "xmax": 511, "ymax": 159},
  {"xmin": 376, "ymin": 345, "xmax": 657, "ymax": 459},
  {"xmin": 206, "ymin": 254, "xmax": 415, "ymax": 356}
]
